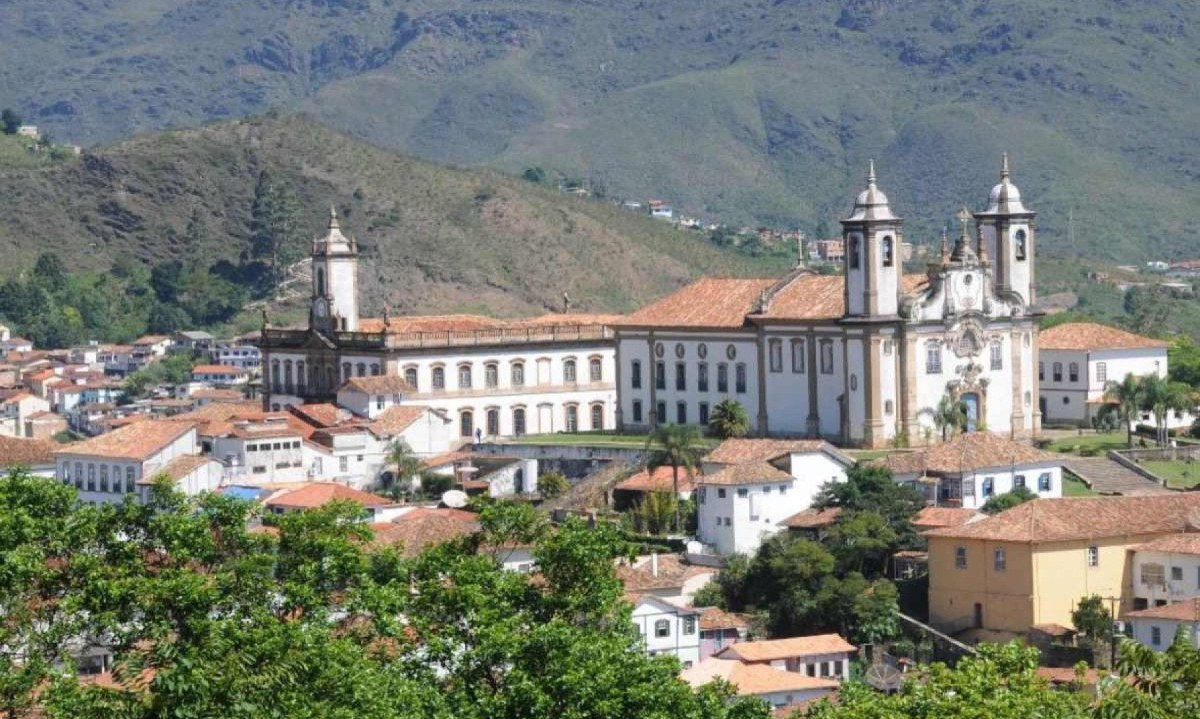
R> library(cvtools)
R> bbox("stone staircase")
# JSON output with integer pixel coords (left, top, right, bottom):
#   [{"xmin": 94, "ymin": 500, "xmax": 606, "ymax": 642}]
[{"xmin": 1061, "ymin": 457, "xmax": 1171, "ymax": 495}]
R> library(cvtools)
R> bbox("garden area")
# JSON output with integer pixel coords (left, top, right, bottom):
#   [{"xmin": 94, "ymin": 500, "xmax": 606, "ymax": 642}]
[
  {"xmin": 1042, "ymin": 432, "xmax": 1132, "ymax": 456},
  {"xmin": 1137, "ymin": 459, "xmax": 1200, "ymax": 489}
]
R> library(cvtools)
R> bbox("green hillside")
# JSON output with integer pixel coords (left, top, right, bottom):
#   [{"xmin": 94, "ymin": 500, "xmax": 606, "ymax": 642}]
[
  {"xmin": 0, "ymin": 1, "xmax": 1197, "ymax": 262},
  {"xmin": 0, "ymin": 114, "xmax": 784, "ymax": 334}
]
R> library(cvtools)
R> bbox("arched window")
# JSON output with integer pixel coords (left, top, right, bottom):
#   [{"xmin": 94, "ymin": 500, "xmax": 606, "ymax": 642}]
[
  {"xmin": 926, "ymin": 341, "xmax": 942, "ymax": 375},
  {"xmin": 990, "ymin": 340, "xmax": 1003, "ymax": 371},
  {"xmin": 1015, "ymin": 229, "xmax": 1027, "ymax": 261},
  {"xmin": 356, "ymin": 362, "xmax": 367, "ymax": 377},
  {"xmin": 271, "ymin": 360, "xmax": 281, "ymax": 392},
  {"xmin": 316, "ymin": 268, "xmax": 325, "ymax": 297},
  {"xmin": 717, "ymin": 363, "xmax": 729, "ymax": 393},
  {"xmin": 958, "ymin": 331, "xmax": 979, "ymax": 356},
  {"xmin": 284, "ymin": 360, "xmax": 294, "ymax": 393},
  {"xmin": 591, "ymin": 404, "xmax": 604, "ymax": 430},
  {"xmin": 882, "ymin": 236, "xmax": 894, "ymax": 267},
  {"xmin": 370, "ymin": 363, "xmax": 381, "ymax": 376},
  {"xmin": 460, "ymin": 410, "xmax": 474, "ymax": 438},
  {"xmin": 768, "ymin": 338, "xmax": 783, "ymax": 373},
  {"xmin": 458, "ymin": 364, "xmax": 472, "ymax": 389},
  {"xmin": 485, "ymin": 363, "xmax": 499, "ymax": 388},
  {"xmin": 486, "ymin": 408, "xmax": 500, "ymax": 436},
  {"xmin": 432, "ymin": 366, "xmax": 445, "ymax": 390},
  {"xmin": 629, "ymin": 360, "xmax": 641, "ymax": 389},
  {"xmin": 849, "ymin": 236, "xmax": 861, "ymax": 270},
  {"xmin": 564, "ymin": 359, "xmax": 577, "ymax": 383},
  {"xmin": 589, "ymin": 357, "xmax": 602, "ymax": 382},
  {"xmin": 295, "ymin": 361, "xmax": 306, "ymax": 390},
  {"xmin": 513, "ymin": 408, "xmax": 527, "ymax": 436},
  {"xmin": 342, "ymin": 362, "xmax": 352, "ymax": 382},
  {"xmin": 791, "ymin": 339, "xmax": 805, "ymax": 373},
  {"xmin": 1069, "ymin": 362, "xmax": 1079, "ymax": 382},
  {"xmin": 565, "ymin": 405, "xmax": 578, "ymax": 432},
  {"xmin": 1052, "ymin": 362, "xmax": 1063, "ymax": 382},
  {"xmin": 511, "ymin": 361, "xmax": 525, "ymax": 387},
  {"xmin": 404, "ymin": 366, "xmax": 418, "ymax": 389}
]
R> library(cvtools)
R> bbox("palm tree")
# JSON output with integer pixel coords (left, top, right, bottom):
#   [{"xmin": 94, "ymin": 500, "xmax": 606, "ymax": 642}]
[
  {"xmin": 920, "ymin": 393, "xmax": 968, "ymax": 442},
  {"xmin": 708, "ymin": 399, "xmax": 750, "ymax": 439},
  {"xmin": 1104, "ymin": 373, "xmax": 1143, "ymax": 448},
  {"xmin": 645, "ymin": 424, "xmax": 706, "ymax": 533},
  {"xmin": 386, "ymin": 440, "xmax": 423, "ymax": 498}
]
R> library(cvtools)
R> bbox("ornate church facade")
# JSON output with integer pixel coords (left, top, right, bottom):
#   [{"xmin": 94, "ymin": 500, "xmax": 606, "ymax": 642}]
[{"xmin": 615, "ymin": 158, "xmax": 1041, "ymax": 447}]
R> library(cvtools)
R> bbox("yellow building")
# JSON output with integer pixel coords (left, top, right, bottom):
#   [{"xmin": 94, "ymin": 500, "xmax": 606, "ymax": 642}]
[{"xmin": 925, "ymin": 494, "xmax": 1200, "ymax": 637}]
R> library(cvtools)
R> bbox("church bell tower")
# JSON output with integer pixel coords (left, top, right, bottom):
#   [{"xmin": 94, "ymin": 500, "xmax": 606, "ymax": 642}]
[
  {"xmin": 974, "ymin": 154, "xmax": 1036, "ymax": 307},
  {"xmin": 311, "ymin": 206, "xmax": 360, "ymax": 333},
  {"xmin": 841, "ymin": 161, "xmax": 903, "ymax": 318}
]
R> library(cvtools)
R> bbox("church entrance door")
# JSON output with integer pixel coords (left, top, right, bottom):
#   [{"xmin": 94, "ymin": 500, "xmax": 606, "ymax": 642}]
[{"xmin": 962, "ymin": 393, "xmax": 980, "ymax": 432}]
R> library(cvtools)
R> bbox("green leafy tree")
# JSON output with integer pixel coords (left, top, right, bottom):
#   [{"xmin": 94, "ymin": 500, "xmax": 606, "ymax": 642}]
[
  {"xmin": 521, "ymin": 166, "xmax": 546, "ymax": 183},
  {"xmin": 32, "ymin": 252, "xmax": 67, "ymax": 292},
  {"xmin": 708, "ymin": 399, "xmax": 750, "ymax": 439},
  {"xmin": 814, "ymin": 464, "xmax": 925, "ymax": 557},
  {"xmin": 1071, "ymin": 594, "xmax": 1113, "ymax": 664},
  {"xmin": 646, "ymin": 424, "xmax": 706, "ymax": 532},
  {"xmin": 250, "ymin": 169, "xmax": 304, "ymax": 295},
  {"xmin": 1096, "ymin": 634, "xmax": 1200, "ymax": 719},
  {"xmin": 1, "ymin": 109, "xmax": 21, "ymax": 135},
  {"xmin": 981, "ymin": 485, "xmax": 1037, "ymax": 515},
  {"xmin": 537, "ymin": 470, "xmax": 568, "ymax": 499},
  {"xmin": 921, "ymin": 393, "xmax": 968, "ymax": 441},
  {"xmin": 1169, "ymin": 336, "xmax": 1200, "ymax": 388},
  {"xmin": 1124, "ymin": 285, "xmax": 1170, "ymax": 337},
  {"xmin": 1105, "ymin": 372, "xmax": 1144, "ymax": 448},
  {"xmin": 419, "ymin": 471, "xmax": 453, "ymax": 498},
  {"xmin": 634, "ymin": 491, "xmax": 677, "ymax": 535}
]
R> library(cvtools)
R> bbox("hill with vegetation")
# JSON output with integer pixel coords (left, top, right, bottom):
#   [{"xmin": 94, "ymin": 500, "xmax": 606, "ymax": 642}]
[
  {"xmin": 0, "ymin": 115, "xmax": 787, "ymax": 345},
  {"xmin": 0, "ymin": 0, "xmax": 1197, "ymax": 262}
]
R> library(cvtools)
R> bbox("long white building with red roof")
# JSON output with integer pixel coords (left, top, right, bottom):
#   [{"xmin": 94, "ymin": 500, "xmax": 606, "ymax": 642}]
[
  {"xmin": 258, "ymin": 208, "xmax": 618, "ymax": 440},
  {"xmin": 617, "ymin": 158, "xmax": 1041, "ymax": 447}
]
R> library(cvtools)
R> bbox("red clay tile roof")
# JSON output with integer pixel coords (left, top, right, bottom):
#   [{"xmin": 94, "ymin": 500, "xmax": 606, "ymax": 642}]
[
  {"xmin": 1039, "ymin": 322, "xmax": 1169, "ymax": 351},
  {"xmin": 132, "ymin": 335, "xmax": 169, "ymax": 346},
  {"xmin": 1125, "ymin": 597, "xmax": 1200, "ymax": 621},
  {"xmin": 339, "ymin": 375, "xmax": 414, "ymax": 395},
  {"xmin": 682, "ymin": 657, "xmax": 841, "ymax": 695},
  {"xmin": 699, "ymin": 461, "xmax": 794, "ymax": 486},
  {"xmin": 619, "ymin": 277, "xmax": 775, "ymax": 329},
  {"xmin": 358, "ymin": 314, "xmax": 507, "ymax": 334},
  {"xmin": 368, "ymin": 405, "xmax": 432, "ymax": 436},
  {"xmin": 872, "ymin": 433, "xmax": 1059, "ymax": 475},
  {"xmin": 707, "ymin": 438, "xmax": 831, "ymax": 465},
  {"xmin": 779, "ymin": 507, "xmax": 843, "ymax": 529},
  {"xmin": 141, "ymin": 454, "xmax": 217, "ymax": 484},
  {"xmin": 699, "ymin": 606, "xmax": 751, "ymax": 631},
  {"xmin": 517, "ymin": 313, "xmax": 623, "ymax": 327},
  {"xmin": 370, "ymin": 514, "xmax": 479, "ymax": 556},
  {"xmin": 190, "ymin": 388, "xmax": 245, "ymax": 401},
  {"xmin": 615, "ymin": 465, "xmax": 696, "ymax": 494},
  {"xmin": 925, "ymin": 495, "xmax": 1200, "ymax": 542},
  {"xmin": 616, "ymin": 554, "xmax": 715, "ymax": 592},
  {"xmin": 287, "ymin": 403, "xmax": 351, "ymax": 428},
  {"xmin": 419, "ymin": 450, "xmax": 475, "ymax": 470},
  {"xmin": 266, "ymin": 483, "xmax": 392, "ymax": 510},
  {"xmin": 717, "ymin": 634, "xmax": 856, "ymax": 662},
  {"xmin": 55, "ymin": 420, "xmax": 194, "ymax": 461},
  {"xmin": 0, "ymin": 436, "xmax": 59, "ymax": 466},
  {"xmin": 913, "ymin": 507, "xmax": 984, "ymax": 530},
  {"xmin": 192, "ymin": 364, "xmax": 249, "ymax": 375},
  {"xmin": 1132, "ymin": 534, "xmax": 1200, "ymax": 555}
]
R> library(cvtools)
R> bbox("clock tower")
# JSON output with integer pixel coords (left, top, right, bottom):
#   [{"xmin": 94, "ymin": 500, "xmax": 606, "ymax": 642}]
[{"xmin": 311, "ymin": 206, "xmax": 359, "ymax": 334}]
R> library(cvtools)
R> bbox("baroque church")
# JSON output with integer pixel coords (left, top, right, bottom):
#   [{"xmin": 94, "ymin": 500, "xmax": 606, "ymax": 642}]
[{"xmin": 614, "ymin": 157, "xmax": 1040, "ymax": 447}]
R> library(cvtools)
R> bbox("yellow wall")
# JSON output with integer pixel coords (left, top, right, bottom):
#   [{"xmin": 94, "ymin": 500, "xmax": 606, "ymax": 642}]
[{"xmin": 929, "ymin": 533, "xmax": 1162, "ymax": 634}]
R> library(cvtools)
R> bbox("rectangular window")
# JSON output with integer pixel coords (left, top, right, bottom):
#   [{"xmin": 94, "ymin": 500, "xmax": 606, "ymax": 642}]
[
  {"xmin": 990, "ymin": 341, "xmax": 1003, "ymax": 371},
  {"xmin": 699, "ymin": 402, "xmax": 710, "ymax": 426},
  {"xmin": 961, "ymin": 478, "xmax": 975, "ymax": 497},
  {"xmin": 1038, "ymin": 361, "xmax": 1044, "ymax": 381},
  {"xmin": 735, "ymin": 364, "xmax": 747, "ymax": 394},
  {"xmin": 697, "ymin": 362, "xmax": 709, "ymax": 392},
  {"xmin": 630, "ymin": 360, "xmax": 642, "ymax": 389},
  {"xmin": 1152, "ymin": 626, "xmax": 1162, "ymax": 646},
  {"xmin": 656, "ymin": 401, "xmax": 666, "ymax": 424},
  {"xmin": 926, "ymin": 343, "xmax": 942, "ymax": 375},
  {"xmin": 955, "ymin": 546, "xmax": 967, "ymax": 569},
  {"xmin": 717, "ymin": 364, "xmax": 729, "ymax": 393},
  {"xmin": 676, "ymin": 402, "xmax": 687, "ymax": 425},
  {"xmin": 683, "ymin": 616, "xmax": 696, "ymax": 635},
  {"xmin": 675, "ymin": 362, "xmax": 686, "ymax": 391},
  {"xmin": 655, "ymin": 362, "xmax": 666, "ymax": 391},
  {"xmin": 1053, "ymin": 363, "xmax": 1063, "ymax": 382},
  {"xmin": 1069, "ymin": 363, "xmax": 1079, "ymax": 383},
  {"xmin": 1141, "ymin": 562, "xmax": 1165, "ymax": 586},
  {"xmin": 1014, "ymin": 474, "xmax": 1026, "ymax": 489},
  {"xmin": 339, "ymin": 456, "xmax": 348, "ymax": 473},
  {"xmin": 768, "ymin": 339, "xmax": 783, "ymax": 373},
  {"xmin": 994, "ymin": 547, "xmax": 1006, "ymax": 571},
  {"xmin": 1096, "ymin": 362, "xmax": 1107, "ymax": 384},
  {"xmin": 697, "ymin": 487, "xmax": 706, "ymax": 505},
  {"xmin": 485, "ymin": 364, "xmax": 498, "ymax": 388},
  {"xmin": 376, "ymin": 395, "xmax": 385, "ymax": 410},
  {"xmin": 1087, "ymin": 546, "xmax": 1099, "ymax": 568},
  {"xmin": 791, "ymin": 340, "xmax": 805, "ymax": 373},
  {"xmin": 820, "ymin": 340, "xmax": 834, "ymax": 374},
  {"xmin": 737, "ymin": 488, "xmax": 748, "ymax": 498},
  {"xmin": 632, "ymin": 400, "xmax": 643, "ymax": 424},
  {"xmin": 717, "ymin": 488, "xmax": 726, "ymax": 499},
  {"xmin": 982, "ymin": 477, "xmax": 994, "ymax": 497},
  {"xmin": 459, "ymin": 365, "xmax": 472, "ymax": 389},
  {"xmin": 1038, "ymin": 473, "xmax": 1052, "ymax": 492},
  {"xmin": 1172, "ymin": 566, "xmax": 1184, "ymax": 582}
]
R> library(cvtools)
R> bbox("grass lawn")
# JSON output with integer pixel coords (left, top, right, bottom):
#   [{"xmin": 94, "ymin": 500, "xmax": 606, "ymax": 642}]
[
  {"xmin": 1063, "ymin": 474, "xmax": 1098, "ymax": 497},
  {"xmin": 1138, "ymin": 460, "xmax": 1200, "ymax": 489},
  {"xmin": 1044, "ymin": 432, "xmax": 1132, "ymax": 456}
]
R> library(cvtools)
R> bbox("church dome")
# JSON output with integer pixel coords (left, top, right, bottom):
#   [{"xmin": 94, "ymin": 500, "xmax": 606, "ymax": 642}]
[
  {"xmin": 845, "ymin": 160, "xmax": 897, "ymax": 222},
  {"xmin": 983, "ymin": 154, "xmax": 1028, "ymax": 214}
]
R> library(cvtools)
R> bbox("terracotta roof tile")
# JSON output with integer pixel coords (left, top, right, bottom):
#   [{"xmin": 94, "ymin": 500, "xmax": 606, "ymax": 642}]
[
  {"xmin": 1132, "ymin": 534, "xmax": 1200, "ymax": 555},
  {"xmin": 1039, "ymin": 323, "xmax": 1168, "ymax": 351},
  {"xmin": 925, "ymin": 495, "xmax": 1200, "ymax": 542},
  {"xmin": 616, "ymin": 554, "xmax": 715, "ymax": 592},
  {"xmin": 716, "ymin": 634, "xmax": 856, "ymax": 662},
  {"xmin": 132, "ymin": 335, "xmax": 169, "ymax": 346},
  {"xmin": 55, "ymin": 420, "xmax": 194, "ymax": 461},
  {"xmin": 619, "ymin": 277, "xmax": 776, "ymax": 328},
  {"xmin": 0, "ymin": 436, "xmax": 59, "ymax": 466},
  {"xmin": 1125, "ymin": 597, "xmax": 1200, "ymax": 621},
  {"xmin": 339, "ymin": 375, "xmax": 414, "ymax": 394},
  {"xmin": 190, "ymin": 388, "xmax": 245, "ymax": 401},
  {"xmin": 367, "ymin": 405, "xmax": 431, "ymax": 436},
  {"xmin": 778, "ymin": 507, "xmax": 842, "ymax": 529},
  {"xmin": 681, "ymin": 657, "xmax": 841, "ymax": 695},
  {"xmin": 370, "ymin": 514, "xmax": 479, "ymax": 556},
  {"xmin": 615, "ymin": 465, "xmax": 696, "ymax": 493},
  {"xmin": 912, "ymin": 507, "xmax": 984, "ymax": 530},
  {"xmin": 872, "ymin": 433, "xmax": 1060, "ymax": 475},
  {"xmin": 699, "ymin": 461, "xmax": 794, "ymax": 486},
  {"xmin": 699, "ymin": 606, "xmax": 751, "ymax": 631},
  {"xmin": 192, "ymin": 364, "xmax": 249, "ymax": 375},
  {"xmin": 419, "ymin": 450, "xmax": 475, "ymax": 470},
  {"xmin": 141, "ymin": 454, "xmax": 217, "ymax": 485},
  {"xmin": 517, "ymin": 313, "xmax": 623, "ymax": 327},
  {"xmin": 287, "ymin": 403, "xmax": 351, "ymax": 428},
  {"xmin": 707, "ymin": 438, "xmax": 832, "ymax": 465},
  {"xmin": 265, "ymin": 482, "xmax": 392, "ymax": 510},
  {"xmin": 358, "ymin": 314, "xmax": 506, "ymax": 334}
]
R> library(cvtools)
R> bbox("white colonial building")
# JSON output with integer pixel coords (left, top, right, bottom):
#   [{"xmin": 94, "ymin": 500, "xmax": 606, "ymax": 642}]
[
  {"xmin": 628, "ymin": 594, "xmax": 702, "ymax": 668},
  {"xmin": 1038, "ymin": 322, "xmax": 1191, "ymax": 429},
  {"xmin": 616, "ymin": 158, "xmax": 1040, "ymax": 447},
  {"xmin": 258, "ymin": 208, "xmax": 619, "ymax": 441},
  {"xmin": 695, "ymin": 439, "xmax": 853, "ymax": 555}
]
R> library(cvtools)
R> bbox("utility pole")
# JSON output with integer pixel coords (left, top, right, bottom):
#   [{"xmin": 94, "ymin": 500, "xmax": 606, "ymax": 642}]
[{"xmin": 1103, "ymin": 595, "xmax": 1121, "ymax": 670}]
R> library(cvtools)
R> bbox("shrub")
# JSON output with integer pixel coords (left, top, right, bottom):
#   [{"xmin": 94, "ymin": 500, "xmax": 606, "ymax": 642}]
[{"xmin": 538, "ymin": 471, "xmax": 569, "ymax": 499}]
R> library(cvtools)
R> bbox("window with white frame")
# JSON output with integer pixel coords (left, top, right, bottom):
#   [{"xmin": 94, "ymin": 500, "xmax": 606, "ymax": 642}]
[
  {"xmin": 926, "ymin": 341, "xmax": 942, "ymax": 375},
  {"xmin": 990, "ymin": 340, "xmax": 1003, "ymax": 370},
  {"xmin": 564, "ymin": 359, "xmax": 577, "ymax": 383},
  {"xmin": 768, "ymin": 339, "xmax": 783, "ymax": 373},
  {"xmin": 1096, "ymin": 362, "xmax": 1107, "ymax": 384},
  {"xmin": 1069, "ymin": 362, "xmax": 1079, "ymax": 382},
  {"xmin": 458, "ymin": 364, "xmax": 473, "ymax": 389},
  {"xmin": 590, "ymin": 357, "xmax": 602, "ymax": 382},
  {"xmin": 1087, "ymin": 545, "xmax": 1099, "ymax": 568},
  {"xmin": 654, "ymin": 619, "xmax": 670, "ymax": 638}
]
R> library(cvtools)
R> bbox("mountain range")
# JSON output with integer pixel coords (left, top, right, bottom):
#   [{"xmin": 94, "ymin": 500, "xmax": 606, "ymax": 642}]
[{"xmin": 1, "ymin": 0, "xmax": 1197, "ymax": 264}]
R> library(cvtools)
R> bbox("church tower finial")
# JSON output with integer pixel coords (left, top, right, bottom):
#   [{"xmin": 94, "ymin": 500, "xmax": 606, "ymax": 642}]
[
  {"xmin": 867, "ymin": 159, "xmax": 877, "ymax": 187},
  {"xmin": 329, "ymin": 205, "xmax": 339, "ymax": 230},
  {"xmin": 940, "ymin": 226, "xmax": 950, "ymax": 265},
  {"xmin": 1000, "ymin": 152, "xmax": 1010, "ymax": 181}
]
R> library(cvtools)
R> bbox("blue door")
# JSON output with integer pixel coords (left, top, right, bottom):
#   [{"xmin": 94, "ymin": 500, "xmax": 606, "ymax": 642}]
[{"xmin": 962, "ymin": 393, "xmax": 980, "ymax": 432}]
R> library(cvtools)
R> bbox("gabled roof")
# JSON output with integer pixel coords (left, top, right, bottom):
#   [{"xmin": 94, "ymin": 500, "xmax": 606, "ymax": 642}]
[
  {"xmin": 367, "ymin": 405, "xmax": 433, "ymax": 436},
  {"xmin": 265, "ymin": 482, "xmax": 391, "ymax": 510},
  {"xmin": 618, "ymin": 277, "xmax": 776, "ymax": 329},
  {"xmin": 872, "ymin": 433, "xmax": 1060, "ymax": 476},
  {"xmin": 698, "ymin": 461, "xmax": 794, "ymax": 486},
  {"xmin": 287, "ymin": 403, "xmax": 351, "ymax": 428},
  {"xmin": 1125, "ymin": 597, "xmax": 1200, "ymax": 622},
  {"xmin": 132, "ymin": 335, "xmax": 170, "ymax": 346},
  {"xmin": 615, "ymin": 465, "xmax": 697, "ymax": 494},
  {"xmin": 339, "ymin": 375, "xmax": 414, "ymax": 395},
  {"xmin": 140, "ymin": 454, "xmax": 219, "ymax": 485},
  {"xmin": 699, "ymin": 606, "xmax": 751, "ymax": 631},
  {"xmin": 1039, "ymin": 322, "xmax": 1169, "ymax": 351},
  {"xmin": 706, "ymin": 438, "xmax": 847, "ymax": 466},
  {"xmin": 369, "ymin": 513, "xmax": 480, "ymax": 556},
  {"xmin": 912, "ymin": 506, "xmax": 984, "ymax": 531},
  {"xmin": 925, "ymin": 495, "xmax": 1200, "ymax": 543},
  {"xmin": 779, "ymin": 507, "xmax": 843, "ymax": 529},
  {"xmin": 716, "ymin": 634, "xmax": 856, "ymax": 662},
  {"xmin": 1132, "ymin": 534, "xmax": 1200, "ymax": 555},
  {"xmin": 0, "ymin": 435, "xmax": 59, "ymax": 466},
  {"xmin": 192, "ymin": 364, "xmax": 249, "ymax": 375},
  {"xmin": 616, "ymin": 554, "xmax": 715, "ymax": 592},
  {"xmin": 681, "ymin": 657, "xmax": 841, "ymax": 695},
  {"xmin": 55, "ymin": 420, "xmax": 194, "ymax": 461}
]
